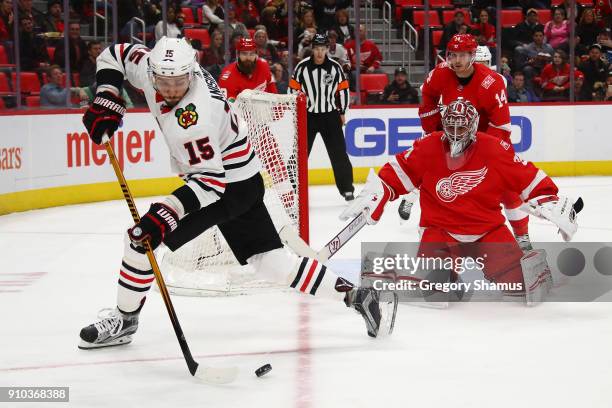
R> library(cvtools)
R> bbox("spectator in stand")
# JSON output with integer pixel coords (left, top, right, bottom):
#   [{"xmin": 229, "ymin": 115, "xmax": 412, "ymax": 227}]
[
  {"xmin": 510, "ymin": 9, "xmax": 544, "ymax": 53},
  {"xmin": 19, "ymin": 0, "xmax": 43, "ymax": 32},
  {"xmin": 202, "ymin": 0, "xmax": 224, "ymax": 34},
  {"xmin": 294, "ymin": 8, "xmax": 317, "ymax": 53},
  {"xmin": 76, "ymin": 82, "xmax": 134, "ymax": 108},
  {"xmin": 577, "ymin": 8, "xmax": 600, "ymax": 51},
  {"xmin": 381, "ymin": 67, "xmax": 419, "ymax": 105},
  {"xmin": 544, "ymin": 7, "xmax": 570, "ymax": 52},
  {"xmin": 297, "ymin": 26, "xmax": 316, "ymax": 60},
  {"xmin": 226, "ymin": 4, "xmax": 249, "ymax": 39},
  {"xmin": 440, "ymin": 10, "xmax": 468, "ymax": 53},
  {"xmin": 40, "ymin": 0, "xmax": 63, "ymax": 33},
  {"xmin": 235, "ymin": 0, "xmax": 259, "ymax": 28},
  {"xmin": 540, "ymin": 49, "xmax": 570, "ymax": 100},
  {"xmin": 260, "ymin": 6, "xmax": 287, "ymax": 44},
  {"xmin": 79, "ymin": 40, "xmax": 102, "ymax": 87},
  {"xmin": 0, "ymin": 0, "xmax": 13, "ymax": 41},
  {"xmin": 515, "ymin": 29, "xmax": 554, "ymax": 88},
  {"xmin": 598, "ymin": 28, "xmax": 612, "ymax": 63},
  {"xmin": 593, "ymin": 0, "xmax": 611, "ymax": 29},
  {"xmin": 18, "ymin": 15, "xmax": 50, "ymax": 71},
  {"xmin": 561, "ymin": 0, "xmax": 584, "ymax": 22},
  {"xmin": 254, "ymin": 29, "xmax": 279, "ymax": 64},
  {"xmin": 53, "ymin": 21, "xmax": 88, "ymax": 72},
  {"xmin": 118, "ymin": 0, "xmax": 159, "ymax": 41},
  {"xmin": 578, "ymin": 43, "xmax": 610, "ymax": 96},
  {"xmin": 472, "ymin": 9, "xmax": 496, "ymax": 49},
  {"xmin": 155, "ymin": 5, "xmax": 182, "ymax": 41},
  {"xmin": 327, "ymin": 29, "xmax": 350, "ymax": 71},
  {"xmin": 201, "ymin": 30, "xmax": 225, "ymax": 80},
  {"xmin": 507, "ymin": 71, "xmax": 539, "ymax": 102},
  {"xmin": 345, "ymin": 24, "xmax": 383, "ymax": 74},
  {"xmin": 573, "ymin": 69, "xmax": 592, "ymax": 101},
  {"xmin": 315, "ymin": 0, "xmax": 348, "ymax": 34},
  {"xmin": 605, "ymin": 71, "xmax": 612, "ymax": 101},
  {"xmin": 501, "ymin": 61, "xmax": 513, "ymax": 84},
  {"xmin": 332, "ymin": 8, "xmax": 354, "ymax": 44},
  {"xmin": 271, "ymin": 62, "xmax": 288, "ymax": 93},
  {"xmin": 40, "ymin": 65, "xmax": 81, "ymax": 107}
]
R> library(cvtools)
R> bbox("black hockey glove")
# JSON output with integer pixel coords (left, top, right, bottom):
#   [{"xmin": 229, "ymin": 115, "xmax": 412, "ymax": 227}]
[
  {"xmin": 128, "ymin": 203, "xmax": 179, "ymax": 250},
  {"xmin": 82, "ymin": 91, "xmax": 127, "ymax": 145}
]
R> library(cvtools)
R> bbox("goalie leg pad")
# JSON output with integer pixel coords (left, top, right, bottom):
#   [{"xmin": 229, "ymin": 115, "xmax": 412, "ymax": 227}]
[{"xmin": 520, "ymin": 249, "xmax": 553, "ymax": 306}]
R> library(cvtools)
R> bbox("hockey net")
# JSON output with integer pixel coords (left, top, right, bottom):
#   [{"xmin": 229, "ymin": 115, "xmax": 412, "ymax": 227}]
[{"xmin": 159, "ymin": 90, "xmax": 308, "ymax": 296}]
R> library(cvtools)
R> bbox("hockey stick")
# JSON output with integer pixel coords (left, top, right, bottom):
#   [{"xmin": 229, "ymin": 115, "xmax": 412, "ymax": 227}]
[
  {"xmin": 102, "ymin": 135, "xmax": 238, "ymax": 384},
  {"xmin": 279, "ymin": 210, "xmax": 368, "ymax": 262}
]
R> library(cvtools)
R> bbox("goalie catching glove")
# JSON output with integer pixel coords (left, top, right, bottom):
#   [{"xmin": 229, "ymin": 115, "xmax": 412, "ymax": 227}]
[
  {"xmin": 128, "ymin": 203, "xmax": 179, "ymax": 249},
  {"xmin": 82, "ymin": 91, "xmax": 127, "ymax": 145},
  {"xmin": 524, "ymin": 195, "xmax": 583, "ymax": 242},
  {"xmin": 340, "ymin": 169, "xmax": 396, "ymax": 225}
]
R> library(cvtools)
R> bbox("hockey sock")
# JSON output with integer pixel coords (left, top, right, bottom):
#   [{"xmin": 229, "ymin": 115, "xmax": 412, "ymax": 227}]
[
  {"xmin": 502, "ymin": 192, "xmax": 529, "ymax": 236},
  {"xmin": 117, "ymin": 232, "xmax": 155, "ymax": 313}
]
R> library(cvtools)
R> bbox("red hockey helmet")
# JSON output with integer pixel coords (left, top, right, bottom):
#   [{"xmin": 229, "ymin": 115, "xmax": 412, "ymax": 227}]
[
  {"xmin": 446, "ymin": 34, "xmax": 478, "ymax": 70},
  {"xmin": 237, "ymin": 38, "xmax": 257, "ymax": 52}
]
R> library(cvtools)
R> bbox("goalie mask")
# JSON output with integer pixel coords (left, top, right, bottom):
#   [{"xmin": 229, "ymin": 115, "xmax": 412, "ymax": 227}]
[
  {"xmin": 148, "ymin": 37, "xmax": 197, "ymax": 105},
  {"xmin": 442, "ymin": 98, "xmax": 479, "ymax": 157}
]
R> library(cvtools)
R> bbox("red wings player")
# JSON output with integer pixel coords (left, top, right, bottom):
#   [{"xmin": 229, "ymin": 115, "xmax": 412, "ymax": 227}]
[
  {"xmin": 218, "ymin": 38, "xmax": 277, "ymax": 102},
  {"xmin": 412, "ymin": 34, "xmax": 532, "ymax": 250},
  {"xmin": 342, "ymin": 99, "xmax": 580, "ymax": 297}
]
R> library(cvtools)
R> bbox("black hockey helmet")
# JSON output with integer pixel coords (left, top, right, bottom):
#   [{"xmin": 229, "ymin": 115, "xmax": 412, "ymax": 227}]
[{"xmin": 312, "ymin": 34, "xmax": 330, "ymax": 47}]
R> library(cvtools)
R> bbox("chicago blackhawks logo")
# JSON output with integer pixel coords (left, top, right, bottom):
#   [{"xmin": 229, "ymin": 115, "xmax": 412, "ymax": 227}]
[
  {"xmin": 435, "ymin": 167, "xmax": 488, "ymax": 203},
  {"xmin": 175, "ymin": 103, "xmax": 198, "ymax": 129}
]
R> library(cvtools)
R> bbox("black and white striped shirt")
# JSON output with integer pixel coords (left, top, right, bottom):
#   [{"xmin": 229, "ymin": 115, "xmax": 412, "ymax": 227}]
[{"xmin": 288, "ymin": 55, "xmax": 350, "ymax": 114}]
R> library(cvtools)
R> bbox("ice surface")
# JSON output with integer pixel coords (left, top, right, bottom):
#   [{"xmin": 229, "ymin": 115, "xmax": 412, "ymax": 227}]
[{"xmin": 1, "ymin": 177, "xmax": 611, "ymax": 408}]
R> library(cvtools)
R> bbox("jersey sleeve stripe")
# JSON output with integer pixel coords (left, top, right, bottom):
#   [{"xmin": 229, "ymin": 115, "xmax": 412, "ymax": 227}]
[
  {"xmin": 222, "ymin": 142, "xmax": 252, "ymax": 160},
  {"xmin": 190, "ymin": 179, "xmax": 224, "ymax": 196},
  {"xmin": 520, "ymin": 169, "xmax": 547, "ymax": 201},
  {"xmin": 222, "ymin": 136, "xmax": 248, "ymax": 153},
  {"xmin": 223, "ymin": 151, "xmax": 256, "ymax": 170},
  {"xmin": 390, "ymin": 156, "xmax": 416, "ymax": 192},
  {"xmin": 197, "ymin": 177, "xmax": 226, "ymax": 189}
]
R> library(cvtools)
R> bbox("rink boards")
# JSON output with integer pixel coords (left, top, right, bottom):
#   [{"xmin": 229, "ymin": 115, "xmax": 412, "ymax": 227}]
[{"xmin": 1, "ymin": 103, "xmax": 611, "ymax": 214}]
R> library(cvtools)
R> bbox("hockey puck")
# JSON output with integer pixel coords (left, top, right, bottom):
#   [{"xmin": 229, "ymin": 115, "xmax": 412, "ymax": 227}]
[{"xmin": 255, "ymin": 364, "xmax": 272, "ymax": 377}]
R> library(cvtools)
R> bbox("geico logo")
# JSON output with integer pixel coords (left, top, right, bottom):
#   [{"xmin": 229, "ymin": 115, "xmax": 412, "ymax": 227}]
[
  {"xmin": 0, "ymin": 146, "xmax": 22, "ymax": 170},
  {"xmin": 67, "ymin": 130, "xmax": 156, "ymax": 171},
  {"xmin": 344, "ymin": 116, "xmax": 532, "ymax": 156}
]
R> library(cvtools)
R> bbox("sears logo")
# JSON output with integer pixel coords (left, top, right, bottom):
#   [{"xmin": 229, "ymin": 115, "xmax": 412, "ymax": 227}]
[{"xmin": 345, "ymin": 116, "xmax": 532, "ymax": 156}]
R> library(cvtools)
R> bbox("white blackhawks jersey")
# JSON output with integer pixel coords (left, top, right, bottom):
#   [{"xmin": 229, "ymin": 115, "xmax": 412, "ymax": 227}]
[{"xmin": 96, "ymin": 43, "xmax": 260, "ymax": 210}]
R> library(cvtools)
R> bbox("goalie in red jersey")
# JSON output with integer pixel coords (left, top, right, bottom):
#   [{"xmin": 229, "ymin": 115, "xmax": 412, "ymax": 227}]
[
  {"xmin": 399, "ymin": 34, "xmax": 534, "ymax": 251},
  {"xmin": 342, "ymin": 99, "xmax": 582, "ymax": 302},
  {"xmin": 218, "ymin": 38, "xmax": 277, "ymax": 102}
]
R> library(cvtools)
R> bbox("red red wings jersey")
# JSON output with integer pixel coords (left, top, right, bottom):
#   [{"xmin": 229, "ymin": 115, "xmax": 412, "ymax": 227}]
[
  {"xmin": 218, "ymin": 58, "xmax": 278, "ymax": 101},
  {"xmin": 419, "ymin": 63, "xmax": 511, "ymax": 141},
  {"xmin": 378, "ymin": 132, "xmax": 558, "ymax": 237}
]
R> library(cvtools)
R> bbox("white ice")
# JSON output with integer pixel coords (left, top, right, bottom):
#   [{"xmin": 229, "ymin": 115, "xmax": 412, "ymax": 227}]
[{"xmin": 1, "ymin": 177, "xmax": 611, "ymax": 408}]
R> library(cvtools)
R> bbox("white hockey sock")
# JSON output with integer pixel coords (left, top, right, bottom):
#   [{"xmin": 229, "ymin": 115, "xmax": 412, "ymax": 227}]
[
  {"xmin": 247, "ymin": 248, "xmax": 347, "ymax": 301},
  {"xmin": 117, "ymin": 232, "xmax": 155, "ymax": 313}
]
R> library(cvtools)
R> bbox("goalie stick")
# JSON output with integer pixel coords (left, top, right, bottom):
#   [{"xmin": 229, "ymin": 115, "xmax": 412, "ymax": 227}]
[
  {"xmin": 102, "ymin": 135, "xmax": 238, "ymax": 384},
  {"xmin": 280, "ymin": 210, "xmax": 368, "ymax": 262}
]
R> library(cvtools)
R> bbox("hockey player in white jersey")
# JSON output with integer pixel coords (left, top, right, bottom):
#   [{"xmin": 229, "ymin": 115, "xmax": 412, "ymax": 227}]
[{"xmin": 78, "ymin": 37, "xmax": 398, "ymax": 348}]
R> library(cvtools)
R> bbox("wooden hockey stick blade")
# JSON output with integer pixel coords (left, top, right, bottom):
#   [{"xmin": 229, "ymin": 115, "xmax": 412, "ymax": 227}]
[{"xmin": 317, "ymin": 211, "xmax": 368, "ymax": 262}]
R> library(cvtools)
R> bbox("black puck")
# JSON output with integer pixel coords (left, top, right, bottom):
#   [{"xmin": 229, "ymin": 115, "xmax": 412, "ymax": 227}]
[{"xmin": 255, "ymin": 364, "xmax": 272, "ymax": 377}]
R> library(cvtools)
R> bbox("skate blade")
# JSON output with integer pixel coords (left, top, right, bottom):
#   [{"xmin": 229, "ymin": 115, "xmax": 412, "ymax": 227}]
[
  {"xmin": 78, "ymin": 335, "xmax": 133, "ymax": 350},
  {"xmin": 377, "ymin": 293, "xmax": 399, "ymax": 337}
]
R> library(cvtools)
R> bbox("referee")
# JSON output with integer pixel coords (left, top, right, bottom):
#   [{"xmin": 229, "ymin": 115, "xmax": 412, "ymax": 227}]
[{"xmin": 289, "ymin": 34, "xmax": 355, "ymax": 201}]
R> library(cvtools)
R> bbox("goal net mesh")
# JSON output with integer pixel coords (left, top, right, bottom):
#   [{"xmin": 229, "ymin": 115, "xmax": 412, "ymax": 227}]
[{"xmin": 159, "ymin": 90, "xmax": 306, "ymax": 296}]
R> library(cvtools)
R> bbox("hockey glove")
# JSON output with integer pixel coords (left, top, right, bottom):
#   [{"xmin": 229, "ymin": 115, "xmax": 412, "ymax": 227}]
[
  {"xmin": 340, "ymin": 168, "xmax": 395, "ymax": 225},
  {"xmin": 82, "ymin": 91, "xmax": 126, "ymax": 145},
  {"xmin": 525, "ymin": 195, "xmax": 582, "ymax": 242},
  {"xmin": 128, "ymin": 203, "xmax": 179, "ymax": 249}
]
